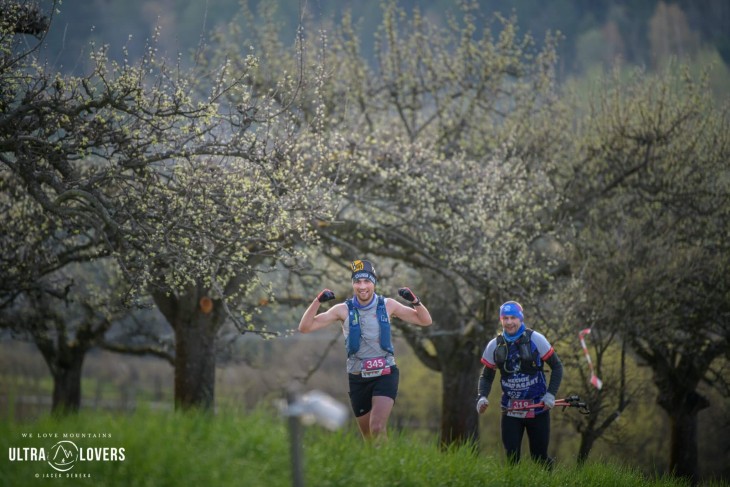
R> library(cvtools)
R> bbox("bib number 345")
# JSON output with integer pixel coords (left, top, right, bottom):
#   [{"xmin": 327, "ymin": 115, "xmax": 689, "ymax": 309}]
[{"xmin": 361, "ymin": 358, "xmax": 391, "ymax": 378}]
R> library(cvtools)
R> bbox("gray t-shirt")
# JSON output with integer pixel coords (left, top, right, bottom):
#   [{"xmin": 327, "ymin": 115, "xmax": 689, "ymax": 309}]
[{"xmin": 342, "ymin": 294, "xmax": 397, "ymax": 374}]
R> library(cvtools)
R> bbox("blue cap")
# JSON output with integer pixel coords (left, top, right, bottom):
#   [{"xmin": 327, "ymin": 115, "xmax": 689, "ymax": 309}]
[{"xmin": 499, "ymin": 301, "xmax": 524, "ymax": 321}]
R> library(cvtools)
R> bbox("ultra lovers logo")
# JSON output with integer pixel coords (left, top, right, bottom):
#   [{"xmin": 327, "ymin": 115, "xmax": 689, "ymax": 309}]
[{"xmin": 8, "ymin": 436, "xmax": 125, "ymax": 474}]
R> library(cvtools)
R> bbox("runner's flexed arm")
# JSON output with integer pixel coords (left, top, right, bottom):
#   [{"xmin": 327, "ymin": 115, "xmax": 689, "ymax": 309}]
[
  {"xmin": 298, "ymin": 289, "xmax": 347, "ymax": 333},
  {"xmin": 388, "ymin": 287, "xmax": 432, "ymax": 326}
]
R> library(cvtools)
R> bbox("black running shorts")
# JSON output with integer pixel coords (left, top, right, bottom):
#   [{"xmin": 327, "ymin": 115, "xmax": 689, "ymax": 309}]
[{"xmin": 347, "ymin": 366, "xmax": 399, "ymax": 417}]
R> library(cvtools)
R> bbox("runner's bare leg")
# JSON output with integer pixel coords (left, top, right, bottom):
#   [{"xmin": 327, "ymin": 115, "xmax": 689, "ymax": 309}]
[{"xmin": 357, "ymin": 396, "xmax": 394, "ymax": 440}]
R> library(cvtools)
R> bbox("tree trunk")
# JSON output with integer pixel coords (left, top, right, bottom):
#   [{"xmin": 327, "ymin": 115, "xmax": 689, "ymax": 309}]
[
  {"xmin": 439, "ymin": 354, "xmax": 482, "ymax": 446},
  {"xmin": 173, "ymin": 312, "xmax": 219, "ymax": 411},
  {"xmin": 577, "ymin": 432, "xmax": 597, "ymax": 466},
  {"xmin": 576, "ymin": 404, "xmax": 628, "ymax": 466},
  {"xmin": 663, "ymin": 389, "xmax": 709, "ymax": 485},
  {"xmin": 44, "ymin": 349, "xmax": 85, "ymax": 415},
  {"xmin": 154, "ymin": 286, "xmax": 226, "ymax": 412},
  {"xmin": 658, "ymin": 388, "xmax": 709, "ymax": 485},
  {"xmin": 52, "ymin": 355, "xmax": 84, "ymax": 414},
  {"xmin": 398, "ymin": 296, "xmax": 488, "ymax": 448},
  {"xmin": 35, "ymin": 332, "xmax": 88, "ymax": 416},
  {"xmin": 669, "ymin": 410, "xmax": 700, "ymax": 482}
]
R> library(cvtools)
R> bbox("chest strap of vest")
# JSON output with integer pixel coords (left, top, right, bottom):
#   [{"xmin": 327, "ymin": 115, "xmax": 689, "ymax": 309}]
[
  {"xmin": 493, "ymin": 329, "xmax": 540, "ymax": 374},
  {"xmin": 345, "ymin": 295, "xmax": 394, "ymax": 357}
]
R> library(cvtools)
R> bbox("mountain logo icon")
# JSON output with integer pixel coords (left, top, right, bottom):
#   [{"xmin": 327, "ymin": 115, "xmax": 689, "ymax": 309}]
[{"xmin": 48, "ymin": 440, "xmax": 79, "ymax": 472}]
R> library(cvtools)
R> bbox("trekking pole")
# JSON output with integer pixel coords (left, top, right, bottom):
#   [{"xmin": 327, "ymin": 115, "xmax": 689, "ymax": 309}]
[{"xmin": 503, "ymin": 395, "xmax": 590, "ymax": 414}]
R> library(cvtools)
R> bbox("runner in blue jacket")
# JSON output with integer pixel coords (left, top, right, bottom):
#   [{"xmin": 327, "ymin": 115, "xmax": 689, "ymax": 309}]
[{"xmin": 476, "ymin": 301, "xmax": 563, "ymax": 468}]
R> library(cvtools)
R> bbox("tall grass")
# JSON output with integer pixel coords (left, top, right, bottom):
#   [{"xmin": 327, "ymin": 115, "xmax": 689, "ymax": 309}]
[{"xmin": 0, "ymin": 407, "xmax": 704, "ymax": 487}]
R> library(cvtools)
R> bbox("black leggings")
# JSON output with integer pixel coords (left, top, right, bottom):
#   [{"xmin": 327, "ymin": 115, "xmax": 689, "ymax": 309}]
[{"xmin": 501, "ymin": 411, "xmax": 553, "ymax": 468}]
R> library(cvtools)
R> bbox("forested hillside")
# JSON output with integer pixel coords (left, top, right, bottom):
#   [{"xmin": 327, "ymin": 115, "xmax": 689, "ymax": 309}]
[
  {"xmin": 45, "ymin": 0, "xmax": 729, "ymax": 80},
  {"xmin": 2, "ymin": 0, "xmax": 728, "ymax": 484}
]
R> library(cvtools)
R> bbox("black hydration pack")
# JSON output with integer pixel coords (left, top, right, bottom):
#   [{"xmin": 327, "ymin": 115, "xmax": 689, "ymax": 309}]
[{"xmin": 493, "ymin": 329, "xmax": 542, "ymax": 375}]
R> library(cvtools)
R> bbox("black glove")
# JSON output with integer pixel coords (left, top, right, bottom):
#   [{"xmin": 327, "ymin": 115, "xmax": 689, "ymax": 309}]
[
  {"xmin": 398, "ymin": 287, "xmax": 420, "ymax": 305},
  {"xmin": 317, "ymin": 289, "xmax": 335, "ymax": 303}
]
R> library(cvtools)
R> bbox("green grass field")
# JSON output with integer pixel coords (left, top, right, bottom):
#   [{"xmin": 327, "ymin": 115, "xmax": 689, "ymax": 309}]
[{"xmin": 0, "ymin": 407, "xmax": 707, "ymax": 487}]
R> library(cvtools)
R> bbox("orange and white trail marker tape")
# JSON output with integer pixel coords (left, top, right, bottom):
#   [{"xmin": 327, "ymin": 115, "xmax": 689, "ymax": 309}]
[{"xmin": 579, "ymin": 328, "xmax": 603, "ymax": 390}]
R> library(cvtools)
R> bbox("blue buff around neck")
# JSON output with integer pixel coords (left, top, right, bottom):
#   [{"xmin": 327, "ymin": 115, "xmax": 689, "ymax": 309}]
[
  {"xmin": 352, "ymin": 294, "xmax": 377, "ymax": 309},
  {"xmin": 503, "ymin": 323, "xmax": 526, "ymax": 343}
]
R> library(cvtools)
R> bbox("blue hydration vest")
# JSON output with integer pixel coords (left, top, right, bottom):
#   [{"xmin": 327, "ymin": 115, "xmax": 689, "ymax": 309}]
[{"xmin": 345, "ymin": 295, "xmax": 394, "ymax": 356}]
